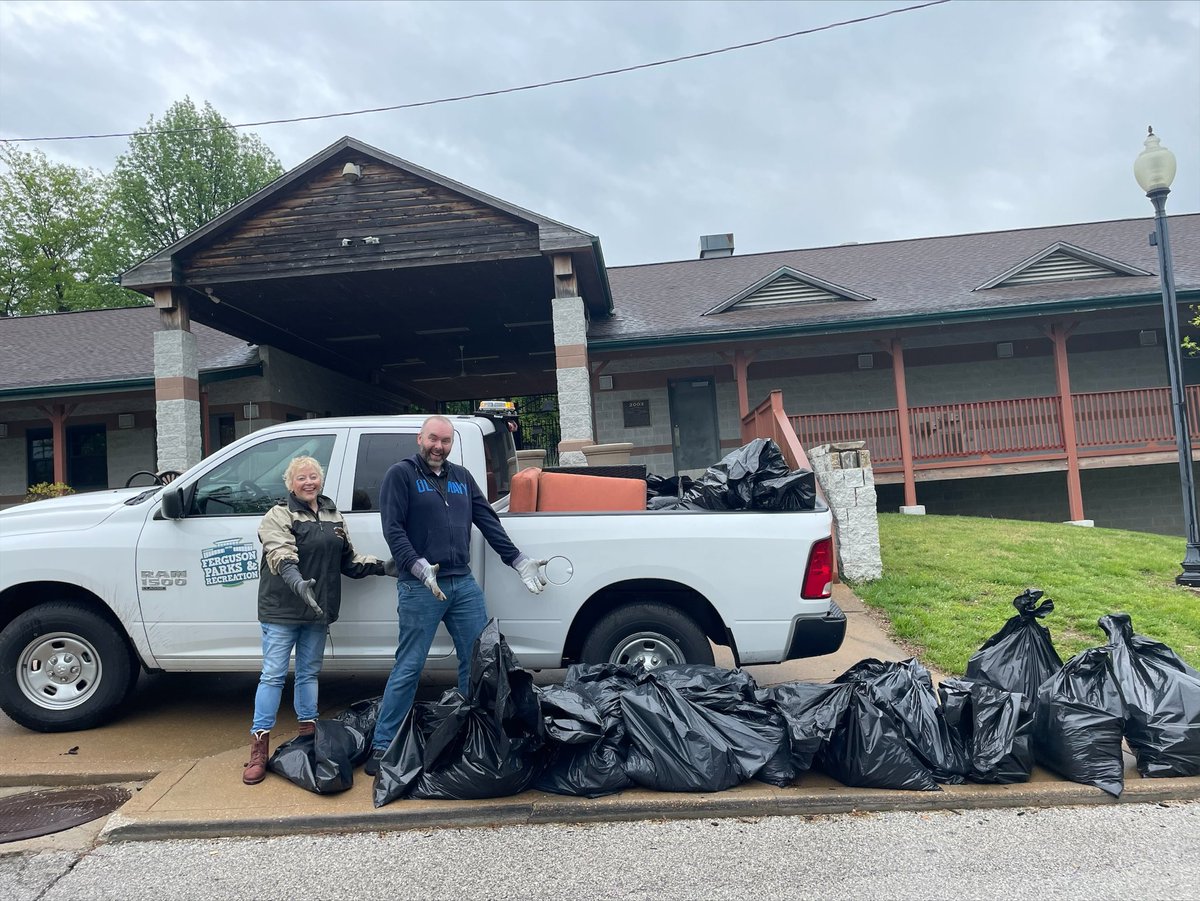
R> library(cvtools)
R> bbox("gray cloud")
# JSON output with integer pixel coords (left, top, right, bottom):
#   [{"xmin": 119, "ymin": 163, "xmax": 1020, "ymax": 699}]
[{"xmin": 1, "ymin": 0, "xmax": 1196, "ymax": 266}]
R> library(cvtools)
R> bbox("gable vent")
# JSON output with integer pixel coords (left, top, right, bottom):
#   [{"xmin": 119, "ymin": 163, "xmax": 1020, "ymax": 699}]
[
  {"xmin": 736, "ymin": 274, "xmax": 840, "ymax": 307},
  {"xmin": 1000, "ymin": 251, "xmax": 1120, "ymax": 286}
]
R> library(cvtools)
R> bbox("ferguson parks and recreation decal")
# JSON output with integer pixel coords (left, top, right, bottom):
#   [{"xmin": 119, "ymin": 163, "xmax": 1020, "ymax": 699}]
[{"xmin": 201, "ymin": 538, "xmax": 260, "ymax": 587}]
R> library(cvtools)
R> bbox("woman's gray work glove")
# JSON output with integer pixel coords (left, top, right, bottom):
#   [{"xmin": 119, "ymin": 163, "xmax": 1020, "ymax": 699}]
[
  {"xmin": 411, "ymin": 558, "xmax": 448, "ymax": 601},
  {"xmin": 383, "ymin": 558, "xmax": 399, "ymax": 578},
  {"xmin": 513, "ymin": 553, "xmax": 549, "ymax": 594},
  {"xmin": 279, "ymin": 560, "xmax": 323, "ymax": 617}
]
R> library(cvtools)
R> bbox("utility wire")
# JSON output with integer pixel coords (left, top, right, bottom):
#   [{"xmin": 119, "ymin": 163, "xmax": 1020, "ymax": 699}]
[{"xmin": 4, "ymin": 0, "xmax": 951, "ymax": 144}]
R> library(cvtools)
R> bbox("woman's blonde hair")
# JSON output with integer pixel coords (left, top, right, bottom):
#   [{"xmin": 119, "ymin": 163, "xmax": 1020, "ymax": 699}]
[{"xmin": 283, "ymin": 456, "xmax": 325, "ymax": 491}]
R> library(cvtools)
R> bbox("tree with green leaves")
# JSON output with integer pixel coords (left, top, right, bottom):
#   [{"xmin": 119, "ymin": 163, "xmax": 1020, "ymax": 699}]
[
  {"xmin": 111, "ymin": 97, "xmax": 285, "ymax": 260},
  {"xmin": 0, "ymin": 144, "xmax": 137, "ymax": 316}
]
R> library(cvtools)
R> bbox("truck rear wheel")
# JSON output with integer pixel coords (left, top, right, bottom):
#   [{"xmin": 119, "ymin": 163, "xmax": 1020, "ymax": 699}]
[
  {"xmin": 0, "ymin": 602, "xmax": 137, "ymax": 733},
  {"xmin": 580, "ymin": 602, "xmax": 714, "ymax": 669}
]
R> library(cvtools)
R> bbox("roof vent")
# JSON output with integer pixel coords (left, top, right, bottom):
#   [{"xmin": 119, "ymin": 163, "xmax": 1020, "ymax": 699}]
[{"xmin": 699, "ymin": 234, "xmax": 734, "ymax": 259}]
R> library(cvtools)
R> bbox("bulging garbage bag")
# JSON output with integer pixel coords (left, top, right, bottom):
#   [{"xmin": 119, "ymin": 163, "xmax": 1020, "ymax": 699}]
[
  {"xmin": 938, "ymin": 678, "xmax": 1033, "ymax": 784},
  {"xmin": 682, "ymin": 439, "xmax": 789, "ymax": 510},
  {"xmin": 965, "ymin": 589, "xmax": 1063, "ymax": 702},
  {"xmin": 1100, "ymin": 613, "xmax": 1200, "ymax": 778},
  {"xmin": 757, "ymin": 681, "xmax": 853, "ymax": 773},
  {"xmin": 535, "ymin": 663, "xmax": 641, "ymax": 798},
  {"xmin": 1033, "ymin": 647, "xmax": 1127, "ymax": 797},
  {"xmin": 817, "ymin": 685, "xmax": 941, "ymax": 792},
  {"xmin": 751, "ymin": 471, "xmax": 816, "ymax": 511},
  {"xmin": 332, "ymin": 697, "xmax": 381, "ymax": 750},
  {"xmin": 373, "ymin": 619, "xmax": 544, "ymax": 806},
  {"xmin": 836, "ymin": 658, "xmax": 969, "ymax": 784},
  {"xmin": 620, "ymin": 667, "xmax": 791, "ymax": 792},
  {"xmin": 267, "ymin": 718, "xmax": 370, "ymax": 794}
]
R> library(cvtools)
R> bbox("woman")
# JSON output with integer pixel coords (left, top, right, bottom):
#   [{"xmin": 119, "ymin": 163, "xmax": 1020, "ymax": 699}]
[{"xmin": 242, "ymin": 455, "xmax": 396, "ymax": 785}]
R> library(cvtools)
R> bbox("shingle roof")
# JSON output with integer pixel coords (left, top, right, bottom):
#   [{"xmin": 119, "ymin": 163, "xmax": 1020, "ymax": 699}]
[
  {"xmin": 593, "ymin": 215, "xmax": 1200, "ymax": 345},
  {"xmin": 0, "ymin": 306, "xmax": 258, "ymax": 393}
]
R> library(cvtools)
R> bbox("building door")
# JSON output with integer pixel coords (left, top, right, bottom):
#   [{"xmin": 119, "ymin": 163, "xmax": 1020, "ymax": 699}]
[
  {"xmin": 66, "ymin": 423, "xmax": 107, "ymax": 491},
  {"xmin": 668, "ymin": 377, "xmax": 721, "ymax": 473}
]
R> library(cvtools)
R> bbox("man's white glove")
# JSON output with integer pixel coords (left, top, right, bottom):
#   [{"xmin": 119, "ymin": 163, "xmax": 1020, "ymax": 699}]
[
  {"xmin": 411, "ymin": 558, "xmax": 447, "ymax": 601},
  {"xmin": 514, "ymin": 553, "xmax": 549, "ymax": 594}
]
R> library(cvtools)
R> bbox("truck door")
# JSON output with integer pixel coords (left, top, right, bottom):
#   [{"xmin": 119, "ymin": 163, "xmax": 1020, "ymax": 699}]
[
  {"xmin": 331, "ymin": 428, "xmax": 477, "ymax": 663},
  {"xmin": 134, "ymin": 431, "xmax": 344, "ymax": 665}
]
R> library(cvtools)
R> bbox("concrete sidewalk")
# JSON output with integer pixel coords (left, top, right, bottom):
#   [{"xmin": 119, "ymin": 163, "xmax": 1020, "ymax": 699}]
[{"xmin": 4, "ymin": 584, "xmax": 1199, "ymax": 845}]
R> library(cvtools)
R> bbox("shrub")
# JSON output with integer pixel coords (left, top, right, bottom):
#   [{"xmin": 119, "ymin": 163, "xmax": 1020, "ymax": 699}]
[{"xmin": 23, "ymin": 482, "xmax": 75, "ymax": 503}]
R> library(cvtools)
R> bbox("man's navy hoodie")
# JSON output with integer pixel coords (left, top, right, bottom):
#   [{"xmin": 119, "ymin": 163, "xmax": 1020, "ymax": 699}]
[{"xmin": 379, "ymin": 453, "xmax": 520, "ymax": 579}]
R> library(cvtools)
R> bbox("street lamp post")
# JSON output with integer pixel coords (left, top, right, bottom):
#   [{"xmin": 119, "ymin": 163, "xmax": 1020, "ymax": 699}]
[{"xmin": 1134, "ymin": 127, "xmax": 1200, "ymax": 587}]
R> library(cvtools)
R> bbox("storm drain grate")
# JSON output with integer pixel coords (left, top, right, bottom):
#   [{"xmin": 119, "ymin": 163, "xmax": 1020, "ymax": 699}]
[{"xmin": 0, "ymin": 786, "xmax": 131, "ymax": 844}]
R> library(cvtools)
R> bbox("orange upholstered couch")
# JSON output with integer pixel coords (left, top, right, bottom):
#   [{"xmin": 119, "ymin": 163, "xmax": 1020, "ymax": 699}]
[{"xmin": 508, "ymin": 467, "xmax": 646, "ymax": 513}]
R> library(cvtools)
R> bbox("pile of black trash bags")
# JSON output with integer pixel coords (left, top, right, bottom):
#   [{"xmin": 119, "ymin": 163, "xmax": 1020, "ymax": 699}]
[
  {"xmin": 268, "ymin": 596, "xmax": 1199, "ymax": 804},
  {"xmin": 645, "ymin": 438, "xmax": 815, "ymax": 511}
]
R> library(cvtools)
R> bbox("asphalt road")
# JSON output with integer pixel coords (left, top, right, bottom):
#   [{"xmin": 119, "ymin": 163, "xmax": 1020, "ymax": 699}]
[{"xmin": 4, "ymin": 802, "xmax": 1197, "ymax": 901}]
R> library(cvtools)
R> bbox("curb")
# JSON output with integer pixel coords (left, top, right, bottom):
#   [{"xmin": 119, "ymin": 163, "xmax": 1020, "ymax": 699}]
[{"xmin": 97, "ymin": 768, "xmax": 1200, "ymax": 844}]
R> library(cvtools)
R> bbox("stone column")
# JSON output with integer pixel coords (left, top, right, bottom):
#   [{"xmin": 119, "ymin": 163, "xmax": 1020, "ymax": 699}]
[
  {"xmin": 551, "ymin": 254, "xmax": 594, "ymax": 466},
  {"xmin": 809, "ymin": 441, "xmax": 883, "ymax": 582},
  {"xmin": 154, "ymin": 287, "xmax": 203, "ymax": 472}
]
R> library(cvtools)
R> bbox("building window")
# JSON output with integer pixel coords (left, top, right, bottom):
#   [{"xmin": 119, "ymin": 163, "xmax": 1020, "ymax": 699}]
[
  {"xmin": 210, "ymin": 414, "xmax": 236, "ymax": 451},
  {"xmin": 26, "ymin": 428, "xmax": 54, "ymax": 487},
  {"xmin": 67, "ymin": 423, "xmax": 108, "ymax": 492}
]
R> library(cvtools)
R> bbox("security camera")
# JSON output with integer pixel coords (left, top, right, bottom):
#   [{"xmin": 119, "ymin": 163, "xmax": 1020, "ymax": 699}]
[{"xmin": 342, "ymin": 162, "xmax": 362, "ymax": 183}]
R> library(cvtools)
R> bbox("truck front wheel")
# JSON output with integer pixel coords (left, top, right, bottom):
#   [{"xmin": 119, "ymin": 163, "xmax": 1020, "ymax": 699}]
[
  {"xmin": 580, "ymin": 603, "xmax": 714, "ymax": 669},
  {"xmin": 0, "ymin": 602, "xmax": 137, "ymax": 732}
]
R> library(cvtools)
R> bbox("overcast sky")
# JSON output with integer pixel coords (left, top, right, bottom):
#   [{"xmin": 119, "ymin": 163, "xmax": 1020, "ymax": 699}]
[{"xmin": 1, "ymin": 0, "xmax": 1197, "ymax": 267}]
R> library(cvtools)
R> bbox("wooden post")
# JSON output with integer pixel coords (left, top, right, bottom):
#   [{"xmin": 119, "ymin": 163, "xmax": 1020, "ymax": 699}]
[
  {"xmin": 35, "ymin": 403, "xmax": 77, "ymax": 485},
  {"xmin": 890, "ymin": 338, "xmax": 918, "ymax": 508},
  {"xmin": 1049, "ymin": 322, "xmax": 1086, "ymax": 522}
]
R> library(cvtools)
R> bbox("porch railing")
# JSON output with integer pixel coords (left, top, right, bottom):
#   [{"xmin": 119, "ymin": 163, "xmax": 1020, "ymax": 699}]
[{"xmin": 787, "ymin": 385, "xmax": 1200, "ymax": 471}]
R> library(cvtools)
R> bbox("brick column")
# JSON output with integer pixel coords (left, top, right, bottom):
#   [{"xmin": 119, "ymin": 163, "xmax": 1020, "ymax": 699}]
[
  {"xmin": 552, "ymin": 294, "xmax": 594, "ymax": 466},
  {"xmin": 154, "ymin": 288, "xmax": 203, "ymax": 472}
]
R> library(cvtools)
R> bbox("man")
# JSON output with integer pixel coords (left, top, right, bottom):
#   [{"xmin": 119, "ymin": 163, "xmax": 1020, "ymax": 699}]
[{"xmin": 366, "ymin": 414, "xmax": 548, "ymax": 774}]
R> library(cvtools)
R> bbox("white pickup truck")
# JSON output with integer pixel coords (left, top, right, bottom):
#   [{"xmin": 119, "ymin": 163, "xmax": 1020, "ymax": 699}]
[{"xmin": 0, "ymin": 413, "xmax": 843, "ymax": 732}]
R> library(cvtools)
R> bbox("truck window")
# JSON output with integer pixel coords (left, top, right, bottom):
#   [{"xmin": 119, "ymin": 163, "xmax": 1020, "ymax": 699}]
[
  {"xmin": 482, "ymin": 424, "xmax": 517, "ymax": 503},
  {"xmin": 189, "ymin": 434, "xmax": 336, "ymax": 516},
  {"xmin": 350, "ymin": 433, "xmax": 415, "ymax": 511}
]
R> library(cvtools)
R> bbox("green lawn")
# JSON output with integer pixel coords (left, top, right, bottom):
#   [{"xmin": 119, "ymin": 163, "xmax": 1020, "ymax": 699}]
[{"xmin": 846, "ymin": 513, "xmax": 1200, "ymax": 674}]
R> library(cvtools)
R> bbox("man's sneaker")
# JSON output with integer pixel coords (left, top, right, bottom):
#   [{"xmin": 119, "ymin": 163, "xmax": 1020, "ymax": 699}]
[{"xmin": 363, "ymin": 749, "xmax": 385, "ymax": 777}]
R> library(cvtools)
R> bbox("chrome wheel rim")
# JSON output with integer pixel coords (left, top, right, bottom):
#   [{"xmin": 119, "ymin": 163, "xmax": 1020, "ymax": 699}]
[
  {"xmin": 17, "ymin": 632, "xmax": 103, "ymax": 710},
  {"xmin": 610, "ymin": 631, "xmax": 686, "ymax": 669}
]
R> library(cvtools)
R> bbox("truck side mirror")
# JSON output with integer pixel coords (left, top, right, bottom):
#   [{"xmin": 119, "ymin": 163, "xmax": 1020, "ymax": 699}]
[{"xmin": 160, "ymin": 486, "xmax": 186, "ymax": 519}]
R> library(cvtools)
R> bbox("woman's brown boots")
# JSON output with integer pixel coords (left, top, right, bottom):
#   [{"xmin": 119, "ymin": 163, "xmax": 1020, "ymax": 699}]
[{"xmin": 242, "ymin": 730, "xmax": 270, "ymax": 785}]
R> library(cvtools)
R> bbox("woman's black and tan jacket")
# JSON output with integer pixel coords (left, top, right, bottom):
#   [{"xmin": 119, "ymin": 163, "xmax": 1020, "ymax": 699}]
[{"xmin": 257, "ymin": 492, "xmax": 384, "ymax": 625}]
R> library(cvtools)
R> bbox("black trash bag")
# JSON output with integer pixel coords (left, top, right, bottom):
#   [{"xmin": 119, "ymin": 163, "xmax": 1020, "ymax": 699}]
[
  {"xmin": 267, "ymin": 718, "xmax": 370, "ymax": 794},
  {"xmin": 752, "ymin": 470, "xmax": 817, "ymax": 511},
  {"xmin": 757, "ymin": 681, "xmax": 854, "ymax": 772},
  {"xmin": 620, "ymin": 671, "xmax": 789, "ymax": 792},
  {"xmin": 965, "ymin": 589, "xmax": 1063, "ymax": 702},
  {"xmin": 1033, "ymin": 647, "xmax": 1127, "ymax": 797},
  {"xmin": 648, "ymin": 496, "xmax": 708, "ymax": 511},
  {"xmin": 1100, "ymin": 613, "xmax": 1200, "ymax": 778},
  {"xmin": 938, "ymin": 678, "xmax": 1034, "ymax": 784},
  {"xmin": 835, "ymin": 658, "xmax": 969, "ymax": 784},
  {"xmin": 682, "ymin": 438, "xmax": 790, "ymax": 510},
  {"xmin": 817, "ymin": 684, "xmax": 941, "ymax": 791},
  {"xmin": 373, "ymin": 619, "xmax": 544, "ymax": 806},
  {"xmin": 645, "ymin": 664, "xmax": 796, "ymax": 787},
  {"xmin": 332, "ymin": 697, "xmax": 382, "ymax": 750},
  {"xmin": 536, "ymin": 661, "xmax": 644, "ymax": 797},
  {"xmin": 645, "ymin": 473, "xmax": 693, "ymax": 499},
  {"xmin": 538, "ymin": 685, "xmax": 605, "ymax": 745}
]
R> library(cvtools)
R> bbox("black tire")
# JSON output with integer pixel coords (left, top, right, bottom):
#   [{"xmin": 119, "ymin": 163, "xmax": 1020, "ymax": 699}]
[
  {"xmin": 580, "ymin": 602, "xmax": 714, "ymax": 669},
  {"xmin": 0, "ymin": 602, "xmax": 138, "ymax": 732}
]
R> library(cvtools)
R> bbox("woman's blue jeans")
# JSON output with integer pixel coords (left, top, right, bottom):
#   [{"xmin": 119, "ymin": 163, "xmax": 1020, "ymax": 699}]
[
  {"xmin": 371, "ymin": 573, "xmax": 489, "ymax": 752},
  {"xmin": 251, "ymin": 622, "xmax": 328, "ymax": 734}
]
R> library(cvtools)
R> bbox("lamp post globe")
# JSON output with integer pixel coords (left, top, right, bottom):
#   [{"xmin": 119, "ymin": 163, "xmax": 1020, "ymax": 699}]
[{"xmin": 1135, "ymin": 127, "xmax": 1200, "ymax": 587}]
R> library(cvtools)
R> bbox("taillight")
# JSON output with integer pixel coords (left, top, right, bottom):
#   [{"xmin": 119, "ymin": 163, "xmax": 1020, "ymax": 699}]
[{"xmin": 801, "ymin": 537, "xmax": 833, "ymax": 599}]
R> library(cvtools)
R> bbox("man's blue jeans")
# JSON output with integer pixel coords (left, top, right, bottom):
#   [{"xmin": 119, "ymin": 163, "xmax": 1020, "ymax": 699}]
[
  {"xmin": 371, "ymin": 573, "xmax": 489, "ymax": 752},
  {"xmin": 251, "ymin": 622, "xmax": 328, "ymax": 734}
]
